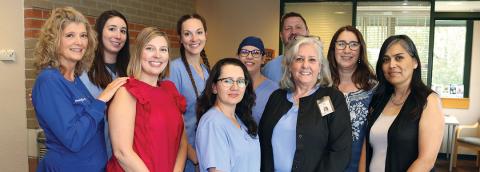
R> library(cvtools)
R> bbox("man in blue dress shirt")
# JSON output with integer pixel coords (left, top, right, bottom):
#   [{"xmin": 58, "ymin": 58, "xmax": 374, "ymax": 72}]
[{"xmin": 262, "ymin": 12, "xmax": 309, "ymax": 83}]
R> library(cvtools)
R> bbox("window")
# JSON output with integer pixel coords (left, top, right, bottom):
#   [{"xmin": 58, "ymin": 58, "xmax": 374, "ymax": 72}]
[
  {"xmin": 431, "ymin": 20, "xmax": 467, "ymax": 98},
  {"xmin": 282, "ymin": 0, "xmax": 479, "ymax": 102},
  {"xmin": 356, "ymin": 1, "xmax": 431, "ymax": 82}
]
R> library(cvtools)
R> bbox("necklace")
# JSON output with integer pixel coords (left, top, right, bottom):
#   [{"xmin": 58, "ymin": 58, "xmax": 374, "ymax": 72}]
[{"xmin": 389, "ymin": 93, "xmax": 408, "ymax": 106}]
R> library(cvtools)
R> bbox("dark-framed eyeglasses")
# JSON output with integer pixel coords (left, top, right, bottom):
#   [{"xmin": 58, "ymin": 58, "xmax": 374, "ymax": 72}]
[
  {"xmin": 217, "ymin": 77, "xmax": 249, "ymax": 88},
  {"xmin": 293, "ymin": 35, "xmax": 321, "ymax": 41},
  {"xmin": 335, "ymin": 41, "xmax": 360, "ymax": 51},
  {"xmin": 239, "ymin": 49, "xmax": 262, "ymax": 58}
]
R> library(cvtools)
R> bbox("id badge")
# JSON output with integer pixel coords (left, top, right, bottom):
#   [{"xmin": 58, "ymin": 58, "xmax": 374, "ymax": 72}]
[{"xmin": 317, "ymin": 96, "xmax": 335, "ymax": 116}]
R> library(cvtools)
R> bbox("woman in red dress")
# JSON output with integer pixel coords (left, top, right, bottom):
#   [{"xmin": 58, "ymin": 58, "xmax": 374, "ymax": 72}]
[{"xmin": 107, "ymin": 27, "xmax": 188, "ymax": 172}]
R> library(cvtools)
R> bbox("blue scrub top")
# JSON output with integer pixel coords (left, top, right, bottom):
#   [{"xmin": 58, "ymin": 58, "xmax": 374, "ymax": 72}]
[
  {"xmin": 167, "ymin": 58, "xmax": 209, "ymax": 146},
  {"xmin": 253, "ymin": 78, "xmax": 279, "ymax": 124},
  {"xmin": 167, "ymin": 58, "xmax": 209, "ymax": 172},
  {"xmin": 271, "ymin": 86, "xmax": 319, "ymax": 172},
  {"xmin": 262, "ymin": 55, "xmax": 284, "ymax": 83},
  {"xmin": 79, "ymin": 66, "xmax": 117, "ymax": 97},
  {"xmin": 196, "ymin": 108, "xmax": 261, "ymax": 172},
  {"xmin": 79, "ymin": 67, "xmax": 116, "ymax": 159},
  {"xmin": 33, "ymin": 68, "xmax": 107, "ymax": 172}
]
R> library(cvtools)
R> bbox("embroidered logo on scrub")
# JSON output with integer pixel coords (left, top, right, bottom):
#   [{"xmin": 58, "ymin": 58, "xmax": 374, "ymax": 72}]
[{"xmin": 74, "ymin": 97, "xmax": 88, "ymax": 104}]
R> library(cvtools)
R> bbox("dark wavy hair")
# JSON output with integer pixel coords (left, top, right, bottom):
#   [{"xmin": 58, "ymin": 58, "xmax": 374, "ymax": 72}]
[
  {"xmin": 176, "ymin": 13, "xmax": 211, "ymax": 98},
  {"xmin": 371, "ymin": 35, "xmax": 433, "ymax": 119},
  {"xmin": 87, "ymin": 10, "xmax": 130, "ymax": 89},
  {"xmin": 327, "ymin": 25, "xmax": 376, "ymax": 91},
  {"xmin": 196, "ymin": 58, "xmax": 257, "ymax": 138}
]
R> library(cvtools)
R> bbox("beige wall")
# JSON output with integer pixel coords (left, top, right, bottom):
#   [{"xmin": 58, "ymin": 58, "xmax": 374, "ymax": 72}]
[
  {"xmin": 0, "ymin": 0, "xmax": 28, "ymax": 171},
  {"xmin": 196, "ymin": 0, "xmax": 280, "ymax": 65}
]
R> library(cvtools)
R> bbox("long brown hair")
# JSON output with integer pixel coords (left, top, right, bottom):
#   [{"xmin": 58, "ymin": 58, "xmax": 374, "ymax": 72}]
[
  {"xmin": 196, "ymin": 58, "xmax": 257, "ymax": 138},
  {"xmin": 87, "ymin": 10, "xmax": 130, "ymax": 89},
  {"xmin": 327, "ymin": 25, "xmax": 376, "ymax": 91},
  {"xmin": 176, "ymin": 13, "xmax": 210, "ymax": 97}
]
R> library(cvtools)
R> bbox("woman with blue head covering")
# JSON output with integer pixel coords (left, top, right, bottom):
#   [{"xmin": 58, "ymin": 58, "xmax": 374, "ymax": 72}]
[{"xmin": 237, "ymin": 36, "xmax": 279, "ymax": 124}]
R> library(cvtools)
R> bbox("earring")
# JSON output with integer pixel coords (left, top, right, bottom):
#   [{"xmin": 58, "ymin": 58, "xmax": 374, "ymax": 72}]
[
  {"xmin": 213, "ymin": 90, "xmax": 217, "ymax": 94},
  {"xmin": 358, "ymin": 59, "xmax": 361, "ymax": 64}
]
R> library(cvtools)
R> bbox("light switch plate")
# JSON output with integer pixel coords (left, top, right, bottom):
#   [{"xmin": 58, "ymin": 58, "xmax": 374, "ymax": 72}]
[{"xmin": 0, "ymin": 49, "xmax": 16, "ymax": 61}]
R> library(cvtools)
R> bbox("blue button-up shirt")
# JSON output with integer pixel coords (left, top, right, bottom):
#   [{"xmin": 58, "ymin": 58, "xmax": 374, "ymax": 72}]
[{"xmin": 271, "ymin": 86, "xmax": 319, "ymax": 171}]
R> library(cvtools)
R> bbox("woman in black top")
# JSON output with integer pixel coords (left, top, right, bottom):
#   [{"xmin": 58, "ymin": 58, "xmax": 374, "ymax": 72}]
[
  {"xmin": 359, "ymin": 35, "xmax": 444, "ymax": 172},
  {"xmin": 259, "ymin": 36, "xmax": 351, "ymax": 172}
]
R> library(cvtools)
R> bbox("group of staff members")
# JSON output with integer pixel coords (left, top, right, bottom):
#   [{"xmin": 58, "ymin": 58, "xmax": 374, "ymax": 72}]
[{"xmin": 31, "ymin": 6, "xmax": 444, "ymax": 172}]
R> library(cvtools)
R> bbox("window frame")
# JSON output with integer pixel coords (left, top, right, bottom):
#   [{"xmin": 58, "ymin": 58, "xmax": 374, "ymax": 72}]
[
  {"xmin": 281, "ymin": 0, "xmax": 478, "ymax": 100},
  {"xmin": 430, "ymin": 11, "xmax": 478, "ymax": 98}
]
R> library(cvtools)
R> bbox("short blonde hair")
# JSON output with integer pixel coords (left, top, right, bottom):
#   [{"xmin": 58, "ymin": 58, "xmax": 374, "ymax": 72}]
[
  {"xmin": 127, "ymin": 27, "xmax": 170, "ymax": 80},
  {"xmin": 34, "ymin": 7, "xmax": 97, "ymax": 76},
  {"xmin": 280, "ymin": 37, "xmax": 333, "ymax": 91}
]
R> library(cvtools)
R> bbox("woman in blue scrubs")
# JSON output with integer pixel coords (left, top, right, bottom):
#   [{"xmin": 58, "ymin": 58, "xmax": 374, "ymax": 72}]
[
  {"xmin": 79, "ymin": 10, "xmax": 130, "ymax": 158},
  {"xmin": 168, "ymin": 14, "xmax": 210, "ymax": 171},
  {"xmin": 196, "ymin": 58, "xmax": 260, "ymax": 172},
  {"xmin": 237, "ymin": 36, "xmax": 279, "ymax": 124},
  {"xmin": 32, "ymin": 7, "xmax": 126, "ymax": 172}
]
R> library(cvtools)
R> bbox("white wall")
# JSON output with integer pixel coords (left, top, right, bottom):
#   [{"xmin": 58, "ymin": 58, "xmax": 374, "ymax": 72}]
[
  {"xmin": 195, "ymin": 0, "xmax": 280, "ymax": 65},
  {"xmin": 0, "ymin": 0, "xmax": 28, "ymax": 171}
]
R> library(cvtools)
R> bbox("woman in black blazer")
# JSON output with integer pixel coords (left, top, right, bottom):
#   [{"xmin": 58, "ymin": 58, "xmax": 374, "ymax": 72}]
[
  {"xmin": 259, "ymin": 36, "xmax": 352, "ymax": 172},
  {"xmin": 360, "ymin": 35, "xmax": 444, "ymax": 172}
]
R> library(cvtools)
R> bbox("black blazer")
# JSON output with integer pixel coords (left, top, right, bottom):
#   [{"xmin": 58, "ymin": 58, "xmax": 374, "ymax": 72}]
[
  {"xmin": 259, "ymin": 87, "xmax": 352, "ymax": 172},
  {"xmin": 366, "ymin": 93, "xmax": 433, "ymax": 172}
]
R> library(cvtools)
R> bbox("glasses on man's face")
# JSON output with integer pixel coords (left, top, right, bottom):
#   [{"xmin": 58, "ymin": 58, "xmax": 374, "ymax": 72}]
[
  {"xmin": 293, "ymin": 35, "xmax": 321, "ymax": 41},
  {"xmin": 239, "ymin": 49, "xmax": 262, "ymax": 58},
  {"xmin": 217, "ymin": 77, "xmax": 249, "ymax": 88},
  {"xmin": 335, "ymin": 41, "xmax": 360, "ymax": 51}
]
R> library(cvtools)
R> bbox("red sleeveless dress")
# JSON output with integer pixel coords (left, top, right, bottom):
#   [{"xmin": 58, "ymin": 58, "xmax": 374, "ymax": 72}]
[{"xmin": 107, "ymin": 77, "xmax": 186, "ymax": 172}]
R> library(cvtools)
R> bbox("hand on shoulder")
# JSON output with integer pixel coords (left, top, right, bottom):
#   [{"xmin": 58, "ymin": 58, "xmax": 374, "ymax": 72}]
[{"xmin": 97, "ymin": 77, "xmax": 129, "ymax": 102}]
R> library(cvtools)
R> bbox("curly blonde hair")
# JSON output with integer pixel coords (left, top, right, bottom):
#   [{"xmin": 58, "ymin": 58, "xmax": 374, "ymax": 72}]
[
  {"xmin": 34, "ymin": 7, "xmax": 97, "ymax": 76},
  {"xmin": 127, "ymin": 27, "xmax": 170, "ymax": 80}
]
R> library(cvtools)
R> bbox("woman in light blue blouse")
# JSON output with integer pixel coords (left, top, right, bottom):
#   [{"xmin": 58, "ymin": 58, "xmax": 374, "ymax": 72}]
[
  {"xmin": 326, "ymin": 26, "xmax": 377, "ymax": 172},
  {"xmin": 168, "ymin": 13, "xmax": 211, "ymax": 171},
  {"xmin": 196, "ymin": 58, "xmax": 260, "ymax": 172},
  {"xmin": 237, "ymin": 36, "xmax": 279, "ymax": 124}
]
